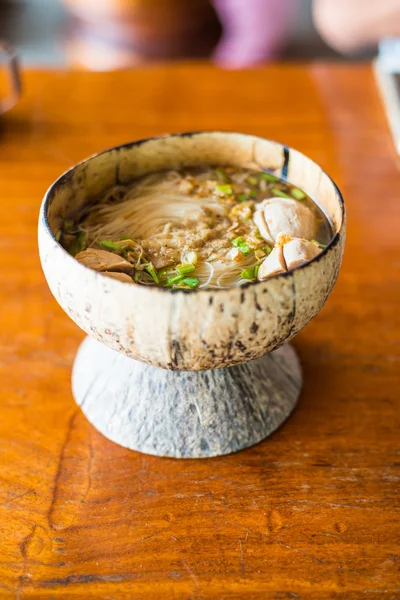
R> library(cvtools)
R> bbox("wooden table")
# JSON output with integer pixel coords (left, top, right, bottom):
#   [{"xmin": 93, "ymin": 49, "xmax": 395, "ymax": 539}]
[{"xmin": 0, "ymin": 64, "xmax": 399, "ymax": 599}]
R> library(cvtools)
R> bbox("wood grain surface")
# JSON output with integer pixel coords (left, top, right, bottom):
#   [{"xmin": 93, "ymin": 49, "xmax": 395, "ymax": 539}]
[{"xmin": 0, "ymin": 64, "xmax": 399, "ymax": 599}]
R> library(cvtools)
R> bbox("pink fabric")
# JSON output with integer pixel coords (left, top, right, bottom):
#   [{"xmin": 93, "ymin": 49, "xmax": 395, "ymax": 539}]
[{"xmin": 212, "ymin": 0, "xmax": 297, "ymax": 67}]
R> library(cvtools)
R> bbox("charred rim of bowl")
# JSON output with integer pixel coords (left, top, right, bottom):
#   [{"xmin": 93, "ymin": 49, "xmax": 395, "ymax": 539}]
[{"xmin": 42, "ymin": 131, "xmax": 345, "ymax": 294}]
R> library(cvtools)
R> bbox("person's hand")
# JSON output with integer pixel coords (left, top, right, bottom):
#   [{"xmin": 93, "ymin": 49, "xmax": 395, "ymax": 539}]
[{"xmin": 313, "ymin": 0, "xmax": 400, "ymax": 53}]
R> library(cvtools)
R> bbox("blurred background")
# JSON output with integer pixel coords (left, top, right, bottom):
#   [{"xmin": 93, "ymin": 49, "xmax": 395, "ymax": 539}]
[{"xmin": 0, "ymin": 0, "xmax": 373, "ymax": 70}]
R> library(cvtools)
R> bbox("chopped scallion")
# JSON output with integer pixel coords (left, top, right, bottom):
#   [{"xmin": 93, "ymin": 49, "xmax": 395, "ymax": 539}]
[
  {"xmin": 177, "ymin": 263, "xmax": 196, "ymax": 276},
  {"xmin": 165, "ymin": 274, "xmax": 200, "ymax": 288},
  {"xmin": 216, "ymin": 184, "xmax": 233, "ymax": 196},
  {"xmin": 232, "ymin": 237, "xmax": 251, "ymax": 256},
  {"xmin": 180, "ymin": 277, "xmax": 199, "ymax": 289},
  {"xmin": 55, "ymin": 229, "xmax": 62, "ymax": 242},
  {"xmin": 145, "ymin": 264, "xmax": 159, "ymax": 283},
  {"xmin": 99, "ymin": 240, "xmax": 124, "ymax": 252},
  {"xmin": 238, "ymin": 193, "xmax": 248, "ymax": 202},
  {"xmin": 64, "ymin": 219, "xmax": 74, "ymax": 231},
  {"xmin": 68, "ymin": 231, "xmax": 87, "ymax": 256},
  {"xmin": 291, "ymin": 187, "xmax": 306, "ymax": 200},
  {"xmin": 232, "ymin": 236, "xmax": 244, "ymax": 246},
  {"xmin": 247, "ymin": 175, "xmax": 258, "ymax": 186},
  {"xmin": 240, "ymin": 264, "xmax": 260, "ymax": 280},
  {"xmin": 271, "ymin": 187, "xmax": 290, "ymax": 199},
  {"xmin": 240, "ymin": 267, "xmax": 253, "ymax": 280},
  {"xmin": 264, "ymin": 244, "xmax": 272, "ymax": 256},
  {"xmin": 310, "ymin": 239, "xmax": 327, "ymax": 249},
  {"xmin": 260, "ymin": 172, "xmax": 278, "ymax": 182},
  {"xmin": 166, "ymin": 274, "xmax": 184, "ymax": 286},
  {"xmin": 248, "ymin": 189, "xmax": 257, "ymax": 198}
]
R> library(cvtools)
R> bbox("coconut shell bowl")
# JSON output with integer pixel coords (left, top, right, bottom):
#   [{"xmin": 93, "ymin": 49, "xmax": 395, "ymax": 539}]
[{"xmin": 38, "ymin": 132, "xmax": 345, "ymax": 458}]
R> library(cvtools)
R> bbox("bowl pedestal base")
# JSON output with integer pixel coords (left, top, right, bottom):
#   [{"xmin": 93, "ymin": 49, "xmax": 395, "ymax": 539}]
[{"xmin": 72, "ymin": 337, "xmax": 302, "ymax": 458}]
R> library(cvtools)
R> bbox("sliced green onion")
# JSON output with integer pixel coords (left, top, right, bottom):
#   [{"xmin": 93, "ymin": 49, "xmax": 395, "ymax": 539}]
[
  {"xmin": 180, "ymin": 277, "xmax": 199, "ymax": 289},
  {"xmin": 248, "ymin": 189, "xmax": 258, "ymax": 198},
  {"xmin": 238, "ymin": 193, "xmax": 248, "ymax": 202},
  {"xmin": 240, "ymin": 267, "xmax": 253, "ymax": 280},
  {"xmin": 232, "ymin": 236, "xmax": 245, "ymax": 246},
  {"xmin": 271, "ymin": 187, "xmax": 291, "ymax": 199},
  {"xmin": 240, "ymin": 265, "xmax": 260, "ymax": 280},
  {"xmin": 157, "ymin": 267, "xmax": 173, "ymax": 280},
  {"xmin": 247, "ymin": 175, "xmax": 258, "ymax": 186},
  {"xmin": 68, "ymin": 231, "xmax": 87, "ymax": 256},
  {"xmin": 165, "ymin": 274, "xmax": 199, "ymax": 289},
  {"xmin": 177, "ymin": 263, "xmax": 196, "ymax": 276},
  {"xmin": 64, "ymin": 219, "xmax": 74, "ymax": 231},
  {"xmin": 99, "ymin": 240, "xmax": 124, "ymax": 252},
  {"xmin": 232, "ymin": 237, "xmax": 251, "ymax": 256},
  {"xmin": 55, "ymin": 229, "xmax": 62, "ymax": 242},
  {"xmin": 145, "ymin": 264, "xmax": 159, "ymax": 283},
  {"xmin": 215, "ymin": 168, "xmax": 229, "ymax": 183},
  {"xmin": 216, "ymin": 184, "xmax": 233, "ymax": 196},
  {"xmin": 310, "ymin": 239, "xmax": 327, "ymax": 249},
  {"xmin": 166, "ymin": 274, "xmax": 184, "ymax": 286},
  {"xmin": 260, "ymin": 172, "xmax": 279, "ymax": 182},
  {"xmin": 264, "ymin": 244, "xmax": 272, "ymax": 256},
  {"xmin": 291, "ymin": 187, "xmax": 306, "ymax": 200}
]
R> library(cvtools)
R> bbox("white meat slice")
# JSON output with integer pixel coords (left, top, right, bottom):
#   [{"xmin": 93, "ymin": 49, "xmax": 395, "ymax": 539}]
[
  {"xmin": 75, "ymin": 248, "xmax": 133, "ymax": 273},
  {"xmin": 258, "ymin": 245, "xmax": 286, "ymax": 280},
  {"xmin": 103, "ymin": 271, "xmax": 135, "ymax": 283},
  {"xmin": 283, "ymin": 238, "xmax": 321, "ymax": 270},
  {"xmin": 258, "ymin": 236, "xmax": 322, "ymax": 280},
  {"xmin": 254, "ymin": 198, "xmax": 317, "ymax": 244}
]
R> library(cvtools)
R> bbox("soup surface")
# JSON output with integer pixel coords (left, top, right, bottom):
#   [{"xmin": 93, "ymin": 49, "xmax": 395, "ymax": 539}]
[{"xmin": 59, "ymin": 166, "xmax": 332, "ymax": 289}]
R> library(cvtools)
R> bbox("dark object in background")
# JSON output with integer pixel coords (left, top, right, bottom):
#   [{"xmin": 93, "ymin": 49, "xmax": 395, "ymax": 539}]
[
  {"xmin": 0, "ymin": 42, "xmax": 21, "ymax": 114},
  {"xmin": 62, "ymin": 0, "xmax": 221, "ymax": 69}
]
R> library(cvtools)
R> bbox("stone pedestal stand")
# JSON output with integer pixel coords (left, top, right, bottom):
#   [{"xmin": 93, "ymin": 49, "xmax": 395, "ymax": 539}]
[{"xmin": 72, "ymin": 337, "xmax": 302, "ymax": 458}]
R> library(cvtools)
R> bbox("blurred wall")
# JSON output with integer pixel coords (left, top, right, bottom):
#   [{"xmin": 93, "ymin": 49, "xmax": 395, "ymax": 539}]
[{"xmin": 0, "ymin": 0, "xmax": 339, "ymax": 67}]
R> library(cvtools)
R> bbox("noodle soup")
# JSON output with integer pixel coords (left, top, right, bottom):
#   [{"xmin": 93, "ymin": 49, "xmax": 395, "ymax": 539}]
[{"xmin": 59, "ymin": 166, "xmax": 332, "ymax": 290}]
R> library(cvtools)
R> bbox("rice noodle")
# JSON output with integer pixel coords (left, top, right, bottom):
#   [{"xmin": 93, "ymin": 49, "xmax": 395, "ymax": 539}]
[{"xmin": 198, "ymin": 262, "xmax": 214, "ymax": 288}]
